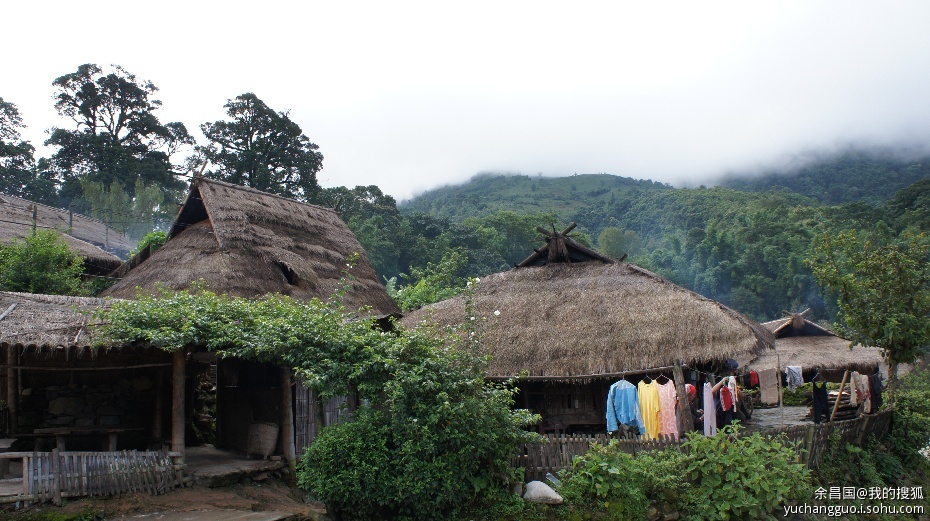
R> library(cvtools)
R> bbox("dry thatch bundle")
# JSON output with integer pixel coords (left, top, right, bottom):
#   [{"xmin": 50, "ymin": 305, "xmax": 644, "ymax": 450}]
[
  {"xmin": 101, "ymin": 178, "xmax": 399, "ymax": 315},
  {"xmin": 0, "ymin": 291, "xmax": 112, "ymax": 350},
  {"xmin": 401, "ymin": 262, "xmax": 774, "ymax": 379},
  {"xmin": 744, "ymin": 315, "xmax": 883, "ymax": 375},
  {"xmin": 0, "ymin": 195, "xmax": 126, "ymax": 273}
]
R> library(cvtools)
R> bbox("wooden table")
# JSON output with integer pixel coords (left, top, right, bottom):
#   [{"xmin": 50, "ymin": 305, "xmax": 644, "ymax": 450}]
[{"xmin": 32, "ymin": 426, "xmax": 142, "ymax": 452}]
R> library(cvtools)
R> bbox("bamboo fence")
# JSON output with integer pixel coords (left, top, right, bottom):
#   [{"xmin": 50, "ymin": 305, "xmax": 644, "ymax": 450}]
[
  {"xmin": 0, "ymin": 449, "xmax": 184, "ymax": 506},
  {"xmin": 513, "ymin": 409, "xmax": 894, "ymax": 481}
]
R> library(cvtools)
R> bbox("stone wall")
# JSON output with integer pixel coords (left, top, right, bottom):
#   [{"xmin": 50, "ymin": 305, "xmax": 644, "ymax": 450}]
[{"xmin": 18, "ymin": 373, "xmax": 160, "ymax": 436}]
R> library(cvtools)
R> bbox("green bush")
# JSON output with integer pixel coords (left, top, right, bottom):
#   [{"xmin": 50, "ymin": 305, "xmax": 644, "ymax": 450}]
[
  {"xmin": 681, "ymin": 423, "xmax": 812, "ymax": 520},
  {"xmin": 556, "ymin": 443, "xmax": 688, "ymax": 521},
  {"xmin": 817, "ymin": 431, "xmax": 885, "ymax": 488},
  {"xmin": 0, "ymin": 230, "xmax": 86, "ymax": 295},
  {"xmin": 886, "ymin": 368, "xmax": 930, "ymax": 470},
  {"xmin": 298, "ymin": 328, "xmax": 538, "ymax": 521}
]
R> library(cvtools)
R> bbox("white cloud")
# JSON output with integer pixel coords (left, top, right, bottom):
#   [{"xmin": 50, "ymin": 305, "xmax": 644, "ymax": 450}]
[{"xmin": 4, "ymin": 1, "xmax": 930, "ymax": 201}]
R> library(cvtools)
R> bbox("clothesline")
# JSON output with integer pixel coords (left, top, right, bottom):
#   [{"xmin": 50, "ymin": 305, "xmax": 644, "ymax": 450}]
[{"xmin": 493, "ymin": 363, "xmax": 690, "ymax": 382}]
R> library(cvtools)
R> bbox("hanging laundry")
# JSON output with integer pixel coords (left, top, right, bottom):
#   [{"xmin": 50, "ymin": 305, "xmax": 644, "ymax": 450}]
[
  {"xmin": 639, "ymin": 380, "xmax": 661, "ymax": 440},
  {"xmin": 606, "ymin": 380, "xmax": 645, "ymax": 435},
  {"xmin": 759, "ymin": 368, "xmax": 779, "ymax": 405},
  {"xmin": 703, "ymin": 382, "xmax": 717, "ymax": 436},
  {"xmin": 657, "ymin": 380, "xmax": 679, "ymax": 439},
  {"xmin": 857, "ymin": 372, "xmax": 871, "ymax": 414},
  {"xmin": 849, "ymin": 371, "xmax": 859, "ymax": 407},
  {"xmin": 869, "ymin": 373, "xmax": 883, "ymax": 413},
  {"xmin": 727, "ymin": 376, "xmax": 738, "ymax": 408},
  {"xmin": 719, "ymin": 386, "xmax": 733, "ymax": 411},
  {"xmin": 812, "ymin": 381, "xmax": 829, "ymax": 424},
  {"xmin": 785, "ymin": 366, "xmax": 803, "ymax": 391}
]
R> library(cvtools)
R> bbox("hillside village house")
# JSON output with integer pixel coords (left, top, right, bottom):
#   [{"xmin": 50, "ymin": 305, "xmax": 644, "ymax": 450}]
[
  {"xmin": 402, "ymin": 224, "xmax": 775, "ymax": 435},
  {"xmin": 0, "ymin": 194, "xmax": 131, "ymax": 277},
  {"xmin": 0, "ymin": 178, "xmax": 399, "ymax": 477}
]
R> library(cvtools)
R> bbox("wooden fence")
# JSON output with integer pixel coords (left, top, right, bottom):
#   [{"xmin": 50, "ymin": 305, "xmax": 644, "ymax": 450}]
[
  {"xmin": 0, "ymin": 449, "xmax": 184, "ymax": 505},
  {"xmin": 513, "ymin": 409, "xmax": 894, "ymax": 481}
]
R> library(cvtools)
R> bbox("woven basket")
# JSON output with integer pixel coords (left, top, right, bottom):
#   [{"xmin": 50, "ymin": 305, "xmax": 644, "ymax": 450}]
[{"xmin": 247, "ymin": 422, "xmax": 279, "ymax": 458}]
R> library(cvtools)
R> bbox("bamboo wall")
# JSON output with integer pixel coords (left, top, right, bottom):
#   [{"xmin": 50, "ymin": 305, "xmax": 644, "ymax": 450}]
[
  {"xmin": 0, "ymin": 449, "xmax": 183, "ymax": 506},
  {"xmin": 512, "ymin": 409, "xmax": 894, "ymax": 481}
]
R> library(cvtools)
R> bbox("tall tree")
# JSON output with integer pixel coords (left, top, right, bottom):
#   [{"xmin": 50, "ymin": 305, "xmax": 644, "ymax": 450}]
[
  {"xmin": 0, "ymin": 97, "xmax": 55, "ymax": 202},
  {"xmin": 808, "ymin": 228, "xmax": 930, "ymax": 397},
  {"xmin": 197, "ymin": 93, "xmax": 323, "ymax": 201},
  {"xmin": 46, "ymin": 64, "xmax": 192, "ymax": 207}
]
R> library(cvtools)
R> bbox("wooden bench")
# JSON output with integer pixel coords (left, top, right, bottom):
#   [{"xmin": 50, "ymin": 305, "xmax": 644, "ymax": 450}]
[{"xmin": 32, "ymin": 426, "xmax": 142, "ymax": 452}]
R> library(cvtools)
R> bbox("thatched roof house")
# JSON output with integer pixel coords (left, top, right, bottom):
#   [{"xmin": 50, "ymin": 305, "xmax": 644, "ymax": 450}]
[
  {"xmin": 744, "ymin": 312, "xmax": 883, "ymax": 380},
  {"xmin": 403, "ymin": 262, "xmax": 773, "ymax": 379},
  {"xmin": 402, "ymin": 225, "xmax": 773, "ymax": 380},
  {"xmin": 0, "ymin": 291, "xmax": 111, "ymax": 350},
  {"xmin": 0, "ymin": 195, "xmax": 128, "ymax": 274},
  {"xmin": 101, "ymin": 178, "xmax": 399, "ymax": 315}
]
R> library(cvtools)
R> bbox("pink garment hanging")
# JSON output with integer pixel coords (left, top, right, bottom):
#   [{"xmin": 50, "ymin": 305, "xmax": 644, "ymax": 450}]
[{"xmin": 657, "ymin": 381, "xmax": 680, "ymax": 439}]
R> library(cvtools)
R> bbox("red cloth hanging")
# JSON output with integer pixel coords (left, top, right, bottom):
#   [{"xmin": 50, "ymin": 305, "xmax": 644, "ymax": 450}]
[{"xmin": 720, "ymin": 387, "xmax": 733, "ymax": 411}]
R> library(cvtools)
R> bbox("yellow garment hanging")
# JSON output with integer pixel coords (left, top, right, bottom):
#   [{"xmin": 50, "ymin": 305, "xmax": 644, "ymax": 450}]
[{"xmin": 638, "ymin": 380, "xmax": 661, "ymax": 440}]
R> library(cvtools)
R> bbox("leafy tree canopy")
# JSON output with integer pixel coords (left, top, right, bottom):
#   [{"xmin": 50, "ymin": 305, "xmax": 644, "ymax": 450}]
[
  {"xmin": 0, "ymin": 230, "xmax": 86, "ymax": 295},
  {"xmin": 46, "ymin": 64, "xmax": 192, "ymax": 206},
  {"xmin": 807, "ymin": 227, "xmax": 930, "ymax": 394},
  {"xmin": 0, "ymin": 97, "xmax": 55, "ymax": 202},
  {"xmin": 389, "ymin": 250, "xmax": 469, "ymax": 312},
  {"xmin": 197, "ymin": 93, "xmax": 323, "ymax": 202}
]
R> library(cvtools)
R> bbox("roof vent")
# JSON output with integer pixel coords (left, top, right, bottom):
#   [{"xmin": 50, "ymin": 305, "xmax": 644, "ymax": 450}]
[{"xmin": 277, "ymin": 262, "xmax": 300, "ymax": 286}]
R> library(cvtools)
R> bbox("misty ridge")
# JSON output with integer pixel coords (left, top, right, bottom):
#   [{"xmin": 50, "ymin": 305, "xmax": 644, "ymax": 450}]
[
  {"xmin": 404, "ymin": 144, "xmax": 930, "ymax": 207},
  {"xmin": 396, "ymin": 144, "xmax": 930, "ymax": 323}
]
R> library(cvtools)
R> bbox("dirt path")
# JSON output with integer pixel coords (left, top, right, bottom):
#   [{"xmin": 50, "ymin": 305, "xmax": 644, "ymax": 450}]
[{"xmin": 3, "ymin": 480, "xmax": 328, "ymax": 520}]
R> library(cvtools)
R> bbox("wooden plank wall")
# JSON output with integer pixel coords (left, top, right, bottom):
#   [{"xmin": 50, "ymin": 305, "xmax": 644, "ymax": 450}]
[
  {"xmin": 0, "ymin": 449, "xmax": 183, "ymax": 505},
  {"xmin": 513, "ymin": 410, "xmax": 894, "ymax": 481}
]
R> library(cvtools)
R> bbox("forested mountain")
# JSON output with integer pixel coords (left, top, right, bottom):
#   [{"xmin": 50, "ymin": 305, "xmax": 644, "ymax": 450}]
[
  {"xmin": 716, "ymin": 150, "xmax": 930, "ymax": 204},
  {"xmin": 401, "ymin": 173, "xmax": 674, "ymax": 220},
  {"xmin": 394, "ymin": 151, "xmax": 930, "ymax": 323}
]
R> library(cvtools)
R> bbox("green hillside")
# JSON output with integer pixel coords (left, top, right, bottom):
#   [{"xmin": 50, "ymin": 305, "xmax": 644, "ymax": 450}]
[
  {"xmin": 401, "ymin": 173, "xmax": 673, "ymax": 220},
  {"xmin": 392, "ymin": 151, "xmax": 930, "ymax": 323},
  {"xmin": 716, "ymin": 150, "xmax": 930, "ymax": 204}
]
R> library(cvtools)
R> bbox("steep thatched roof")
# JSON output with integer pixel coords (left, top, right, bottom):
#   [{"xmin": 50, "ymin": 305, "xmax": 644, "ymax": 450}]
[
  {"xmin": 101, "ymin": 178, "xmax": 399, "ymax": 315},
  {"xmin": 0, "ymin": 195, "xmax": 126, "ymax": 273},
  {"xmin": 0, "ymin": 291, "xmax": 111, "ymax": 349},
  {"xmin": 401, "ymin": 262, "xmax": 774, "ymax": 379},
  {"xmin": 744, "ymin": 314, "xmax": 883, "ymax": 374}
]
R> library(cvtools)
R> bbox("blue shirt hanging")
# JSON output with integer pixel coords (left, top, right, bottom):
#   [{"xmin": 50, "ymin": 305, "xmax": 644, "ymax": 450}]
[{"xmin": 606, "ymin": 380, "xmax": 646, "ymax": 434}]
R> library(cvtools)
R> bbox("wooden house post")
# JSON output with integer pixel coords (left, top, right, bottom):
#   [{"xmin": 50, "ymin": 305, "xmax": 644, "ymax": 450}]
[
  {"xmin": 280, "ymin": 366, "xmax": 297, "ymax": 475},
  {"xmin": 171, "ymin": 350, "xmax": 186, "ymax": 460},
  {"xmin": 312, "ymin": 391, "xmax": 325, "ymax": 441},
  {"xmin": 153, "ymin": 369, "xmax": 164, "ymax": 439},
  {"xmin": 673, "ymin": 362, "xmax": 693, "ymax": 433},
  {"xmin": 6, "ymin": 345, "xmax": 16, "ymax": 435}
]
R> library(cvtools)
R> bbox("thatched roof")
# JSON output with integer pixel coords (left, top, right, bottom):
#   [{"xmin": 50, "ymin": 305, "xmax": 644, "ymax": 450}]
[
  {"xmin": 516, "ymin": 223, "xmax": 616, "ymax": 267},
  {"xmin": 0, "ymin": 195, "xmax": 126, "ymax": 273},
  {"xmin": 743, "ymin": 314, "xmax": 883, "ymax": 374},
  {"xmin": 0, "ymin": 291, "xmax": 111, "ymax": 350},
  {"xmin": 401, "ymin": 262, "xmax": 774, "ymax": 379},
  {"xmin": 101, "ymin": 178, "xmax": 400, "ymax": 315}
]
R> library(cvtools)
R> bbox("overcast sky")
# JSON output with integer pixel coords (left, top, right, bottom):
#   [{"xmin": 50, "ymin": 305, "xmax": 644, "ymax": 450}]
[{"xmin": 5, "ymin": 1, "xmax": 930, "ymax": 201}]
